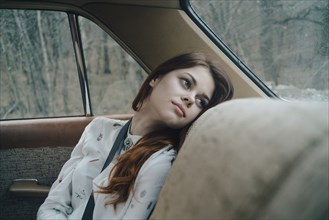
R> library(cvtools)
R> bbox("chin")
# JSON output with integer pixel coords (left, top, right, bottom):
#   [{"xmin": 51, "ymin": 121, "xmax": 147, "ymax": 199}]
[{"xmin": 161, "ymin": 113, "xmax": 191, "ymax": 130}]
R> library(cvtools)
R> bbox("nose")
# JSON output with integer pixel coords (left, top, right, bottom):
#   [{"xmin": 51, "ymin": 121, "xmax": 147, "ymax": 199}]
[{"xmin": 182, "ymin": 95, "xmax": 194, "ymax": 108}]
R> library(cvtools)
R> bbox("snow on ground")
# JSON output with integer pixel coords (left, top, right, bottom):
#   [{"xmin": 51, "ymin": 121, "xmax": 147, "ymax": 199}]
[{"xmin": 265, "ymin": 83, "xmax": 329, "ymax": 102}]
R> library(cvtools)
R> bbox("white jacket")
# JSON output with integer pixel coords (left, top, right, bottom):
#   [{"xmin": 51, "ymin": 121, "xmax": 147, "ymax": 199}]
[{"xmin": 37, "ymin": 117, "xmax": 176, "ymax": 220}]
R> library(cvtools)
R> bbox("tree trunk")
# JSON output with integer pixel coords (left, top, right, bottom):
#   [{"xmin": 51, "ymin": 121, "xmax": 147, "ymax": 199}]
[
  {"xmin": 103, "ymin": 32, "xmax": 111, "ymax": 74},
  {"xmin": 260, "ymin": 0, "xmax": 279, "ymax": 85}
]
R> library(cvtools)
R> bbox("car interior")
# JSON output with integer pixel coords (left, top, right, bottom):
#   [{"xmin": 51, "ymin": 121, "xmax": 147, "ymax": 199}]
[{"xmin": 0, "ymin": 0, "xmax": 328, "ymax": 219}]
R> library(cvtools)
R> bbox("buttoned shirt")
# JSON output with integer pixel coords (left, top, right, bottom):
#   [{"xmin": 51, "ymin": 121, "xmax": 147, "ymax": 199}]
[{"xmin": 37, "ymin": 117, "xmax": 176, "ymax": 220}]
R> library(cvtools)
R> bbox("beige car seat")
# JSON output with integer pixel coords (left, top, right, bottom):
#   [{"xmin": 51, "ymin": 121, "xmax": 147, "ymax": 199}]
[{"xmin": 151, "ymin": 98, "xmax": 328, "ymax": 220}]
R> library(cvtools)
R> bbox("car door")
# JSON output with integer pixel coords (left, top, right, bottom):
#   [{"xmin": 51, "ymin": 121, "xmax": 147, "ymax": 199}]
[{"xmin": 0, "ymin": 8, "xmax": 146, "ymax": 219}]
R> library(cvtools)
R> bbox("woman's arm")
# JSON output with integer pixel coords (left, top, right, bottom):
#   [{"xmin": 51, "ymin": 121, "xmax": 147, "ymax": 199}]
[
  {"xmin": 122, "ymin": 148, "xmax": 176, "ymax": 220},
  {"xmin": 36, "ymin": 119, "xmax": 96, "ymax": 219}
]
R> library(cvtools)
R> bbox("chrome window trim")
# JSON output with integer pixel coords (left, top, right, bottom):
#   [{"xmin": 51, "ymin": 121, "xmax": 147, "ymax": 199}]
[{"xmin": 68, "ymin": 13, "xmax": 92, "ymax": 116}]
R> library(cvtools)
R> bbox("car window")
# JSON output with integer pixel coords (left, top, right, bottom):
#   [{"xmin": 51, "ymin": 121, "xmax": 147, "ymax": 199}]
[
  {"xmin": 190, "ymin": 0, "xmax": 328, "ymax": 101},
  {"xmin": 0, "ymin": 9, "xmax": 83, "ymax": 119},
  {"xmin": 78, "ymin": 17, "xmax": 147, "ymax": 115},
  {"xmin": 0, "ymin": 9, "xmax": 148, "ymax": 120}
]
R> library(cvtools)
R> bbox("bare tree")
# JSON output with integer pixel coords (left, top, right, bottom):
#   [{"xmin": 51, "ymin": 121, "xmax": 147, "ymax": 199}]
[
  {"xmin": 260, "ymin": 0, "xmax": 280, "ymax": 85},
  {"xmin": 103, "ymin": 32, "xmax": 111, "ymax": 74}
]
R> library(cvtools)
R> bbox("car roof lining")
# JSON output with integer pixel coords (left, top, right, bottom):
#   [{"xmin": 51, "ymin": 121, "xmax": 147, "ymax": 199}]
[
  {"xmin": 84, "ymin": 3, "xmax": 266, "ymax": 98},
  {"xmin": 0, "ymin": 0, "xmax": 181, "ymax": 9}
]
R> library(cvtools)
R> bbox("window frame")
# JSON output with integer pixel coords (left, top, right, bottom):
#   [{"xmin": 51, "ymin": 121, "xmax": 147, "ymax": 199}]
[
  {"xmin": 180, "ymin": 0, "xmax": 278, "ymax": 98},
  {"xmin": 0, "ymin": 6, "xmax": 150, "ymax": 120},
  {"xmin": 0, "ymin": 9, "xmax": 92, "ymax": 120},
  {"xmin": 68, "ymin": 13, "xmax": 92, "ymax": 116}
]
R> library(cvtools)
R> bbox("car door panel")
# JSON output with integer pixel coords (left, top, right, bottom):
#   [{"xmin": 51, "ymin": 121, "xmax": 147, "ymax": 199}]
[
  {"xmin": 0, "ymin": 114, "xmax": 132, "ymax": 219},
  {"xmin": 0, "ymin": 114, "xmax": 132, "ymax": 149}
]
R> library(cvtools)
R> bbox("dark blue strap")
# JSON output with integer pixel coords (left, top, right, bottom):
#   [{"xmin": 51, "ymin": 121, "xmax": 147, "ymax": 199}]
[
  {"xmin": 101, "ymin": 119, "xmax": 131, "ymax": 171},
  {"xmin": 81, "ymin": 194, "xmax": 95, "ymax": 220},
  {"xmin": 82, "ymin": 119, "xmax": 132, "ymax": 220}
]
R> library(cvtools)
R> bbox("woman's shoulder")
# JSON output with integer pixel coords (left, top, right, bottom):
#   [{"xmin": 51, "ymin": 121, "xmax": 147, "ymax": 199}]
[
  {"xmin": 147, "ymin": 146, "xmax": 177, "ymax": 166},
  {"xmin": 155, "ymin": 146, "xmax": 177, "ymax": 158},
  {"xmin": 137, "ymin": 146, "xmax": 177, "ymax": 180}
]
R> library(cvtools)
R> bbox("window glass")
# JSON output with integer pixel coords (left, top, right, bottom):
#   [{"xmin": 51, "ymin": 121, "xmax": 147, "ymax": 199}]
[
  {"xmin": 0, "ymin": 10, "xmax": 83, "ymax": 120},
  {"xmin": 190, "ymin": 0, "xmax": 328, "ymax": 101},
  {"xmin": 79, "ymin": 17, "xmax": 147, "ymax": 115}
]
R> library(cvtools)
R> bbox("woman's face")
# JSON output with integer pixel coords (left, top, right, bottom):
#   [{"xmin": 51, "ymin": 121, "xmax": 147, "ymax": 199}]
[{"xmin": 145, "ymin": 65, "xmax": 215, "ymax": 129}]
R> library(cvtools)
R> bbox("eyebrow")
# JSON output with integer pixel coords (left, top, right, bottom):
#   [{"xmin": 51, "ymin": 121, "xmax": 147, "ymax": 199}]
[{"xmin": 185, "ymin": 72, "xmax": 211, "ymax": 102}]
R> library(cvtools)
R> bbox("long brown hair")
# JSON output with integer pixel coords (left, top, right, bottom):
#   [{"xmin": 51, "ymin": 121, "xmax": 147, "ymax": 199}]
[{"xmin": 98, "ymin": 53, "xmax": 234, "ymax": 207}]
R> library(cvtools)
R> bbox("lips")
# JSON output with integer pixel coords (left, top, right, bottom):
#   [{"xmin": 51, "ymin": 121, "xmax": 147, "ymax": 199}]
[{"xmin": 172, "ymin": 101, "xmax": 186, "ymax": 117}]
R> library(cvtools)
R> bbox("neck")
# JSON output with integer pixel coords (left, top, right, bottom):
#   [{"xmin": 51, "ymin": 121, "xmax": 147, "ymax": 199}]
[{"xmin": 130, "ymin": 110, "xmax": 166, "ymax": 136}]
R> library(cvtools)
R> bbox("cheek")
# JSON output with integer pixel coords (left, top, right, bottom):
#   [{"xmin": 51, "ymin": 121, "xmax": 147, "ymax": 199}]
[{"xmin": 188, "ymin": 108, "xmax": 202, "ymax": 121}]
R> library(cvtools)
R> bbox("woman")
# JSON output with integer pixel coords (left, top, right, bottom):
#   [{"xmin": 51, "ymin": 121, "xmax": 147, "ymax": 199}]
[{"xmin": 37, "ymin": 52, "xmax": 234, "ymax": 219}]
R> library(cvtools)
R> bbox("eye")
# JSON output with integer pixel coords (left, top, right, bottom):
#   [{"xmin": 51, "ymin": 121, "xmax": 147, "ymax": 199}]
[
  {"xmin": 180, "ymin": 78, "xmax": 191, "ymax": 89},
  {"xmin": 196, "ymin": 98, "xmax": 208, "ymax": 109}
]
